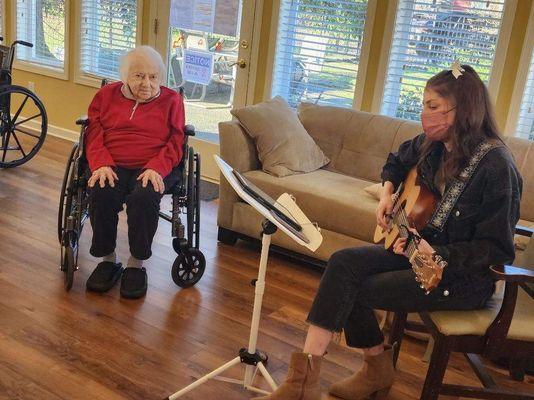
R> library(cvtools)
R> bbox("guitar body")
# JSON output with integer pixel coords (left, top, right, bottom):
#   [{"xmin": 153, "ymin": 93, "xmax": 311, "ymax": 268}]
[{"xmin": 374, "ymin": 168, "xmax": 440, "ymax": 249}]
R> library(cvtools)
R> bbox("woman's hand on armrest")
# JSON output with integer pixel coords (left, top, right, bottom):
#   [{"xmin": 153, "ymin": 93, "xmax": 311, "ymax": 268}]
[
  {"xmin": 88, "ymin": 166, "xmax": 118, "ymax": 188},
  {"xmin": 376, "ymin": 181, "xmax": 395, "ymax": 230}
]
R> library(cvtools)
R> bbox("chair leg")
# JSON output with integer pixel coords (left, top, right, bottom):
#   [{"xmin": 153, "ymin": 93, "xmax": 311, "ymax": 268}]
[
  {"xmin": 388, "ymin": 312, "xmax": 407, "ymax": 368},
  {"xmin": 509, "ymin": 358, "xmax": 526, "ymax": 382},
  {"xmin": 420, "ymin": 334, "xmax": 451, "ymax": 400}
]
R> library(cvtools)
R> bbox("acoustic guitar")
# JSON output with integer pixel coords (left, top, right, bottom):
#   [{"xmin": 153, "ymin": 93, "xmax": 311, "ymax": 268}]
[{"xmin": 373, "ymin": 168, "xmax": 445, "ymax": 293}]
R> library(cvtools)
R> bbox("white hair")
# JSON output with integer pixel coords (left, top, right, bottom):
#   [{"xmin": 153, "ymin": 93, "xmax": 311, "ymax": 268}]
[{"xmin": 119, "ymin": 45, "xmax": 166, "ymax": 83}]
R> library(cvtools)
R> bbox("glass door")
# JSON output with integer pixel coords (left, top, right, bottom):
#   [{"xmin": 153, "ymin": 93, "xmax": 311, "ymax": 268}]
[{"xmin": 153, "ymin": 0, "xmax": 259, "ymax": 181}]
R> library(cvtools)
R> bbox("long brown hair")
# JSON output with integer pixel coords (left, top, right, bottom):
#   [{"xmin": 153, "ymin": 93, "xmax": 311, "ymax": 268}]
[{"xmin": 417, "ymin": 65, "xmax": 502, "ymax": 182}]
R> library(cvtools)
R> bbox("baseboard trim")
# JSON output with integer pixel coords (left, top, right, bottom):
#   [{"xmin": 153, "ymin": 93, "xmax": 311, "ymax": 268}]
[{"xmin": 24, "ymin": 118, "xmax": 80, "ymax": 142}]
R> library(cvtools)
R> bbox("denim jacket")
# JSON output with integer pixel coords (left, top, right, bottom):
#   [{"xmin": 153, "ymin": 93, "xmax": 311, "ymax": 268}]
[{"xmin": 381, "ymin": 133, "xmax": 523, "ymax": 297}]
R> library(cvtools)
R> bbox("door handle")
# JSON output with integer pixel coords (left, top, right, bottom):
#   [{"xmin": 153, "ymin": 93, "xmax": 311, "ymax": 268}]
[{"xmin": 229, "ymin": 59, "xmax": 247, "ymax": 69}]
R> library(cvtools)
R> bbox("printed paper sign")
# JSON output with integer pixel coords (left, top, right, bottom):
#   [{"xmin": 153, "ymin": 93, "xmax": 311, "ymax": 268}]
[
  {"xmin": 170, "ymin": 0, "xmax": 216, "ymax": 33},
  {"xmin": 182, "ymin": 49, "xmax": 214, "ymax": 85}
]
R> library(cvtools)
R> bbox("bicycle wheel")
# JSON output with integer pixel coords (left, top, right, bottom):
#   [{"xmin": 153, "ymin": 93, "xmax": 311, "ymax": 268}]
[{"xmin": 0, "ymin": 85, "xmax": 47, "ymax": 168}]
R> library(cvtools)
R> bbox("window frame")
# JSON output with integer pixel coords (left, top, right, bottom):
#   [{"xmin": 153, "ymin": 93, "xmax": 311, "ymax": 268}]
[
  {"xmin": 371, "ymin": 0, "xmax": 517, "ymax": 117},
  {"xmin": 504, "ymin": 3, "xmax": 534, "ymax": 137},
  {"xmin": 74, "ymin": 0, "xmax": 144, "ymax": 88},
  {"xmin": 11, "ymin": 0, "xmax": 70, "ymax": 80},
  {"xmin": 263, "ymin": 0, "xmax": 377, "ymax": 110}
]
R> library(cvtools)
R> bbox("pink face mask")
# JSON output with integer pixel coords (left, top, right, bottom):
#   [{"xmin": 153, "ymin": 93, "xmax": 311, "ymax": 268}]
[{"xmin": 420, "ymin": 108, "xmax": 455, "ymax": 139}]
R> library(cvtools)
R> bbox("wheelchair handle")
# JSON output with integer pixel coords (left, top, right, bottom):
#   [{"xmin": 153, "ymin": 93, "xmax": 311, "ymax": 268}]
[
  {"xmin": 76, "ymin": 116, "xmax": 89, "ymax": 126},
  {"xmin": 14, "ymin": 40, "xmax": 33, "ymax": 48},
  {"xmin": 184, "ymin": 124, "xmax": 195, "ymax": 136},
  {"xmin": 0, "ymin": 36, "xmax": 3, "ymax": 43}
]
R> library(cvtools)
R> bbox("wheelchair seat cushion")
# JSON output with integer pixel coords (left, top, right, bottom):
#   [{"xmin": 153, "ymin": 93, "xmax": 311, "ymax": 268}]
[
  {"xmin": 86, "ymin": 261, "xmax": 124, "ymax": 292},
  {"xmin": 120, "ymin": 267, "xmax": 148, "ymax": 299}
]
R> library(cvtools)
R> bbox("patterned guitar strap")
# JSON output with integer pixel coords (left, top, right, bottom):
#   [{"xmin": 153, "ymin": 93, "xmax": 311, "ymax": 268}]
[{"xmin": 428, "ymin": 141, "xmax": 502, "ymax": 232}]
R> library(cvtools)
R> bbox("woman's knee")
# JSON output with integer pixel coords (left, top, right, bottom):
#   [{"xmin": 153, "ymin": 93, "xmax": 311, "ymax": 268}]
[
  {"xmin": 89, "ymin": 184, "xmax": 121, "ymax": 206},
  {"xmin": 128, "ymin": 185, "xmax": 161, "ymax": 209},
  {"xmin": 327, "ymin": 246, "xmax": 378, "ymax": 281}
]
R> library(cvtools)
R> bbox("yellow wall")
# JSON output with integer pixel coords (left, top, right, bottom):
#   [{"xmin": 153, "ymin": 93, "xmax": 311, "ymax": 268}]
[
  {"xmin": 3, "ymin": 0, "xmax": 533, "ymax": 135},
  {"xmin": 494, "ymin": 0, "xmax": 532, "ymax": 130}
]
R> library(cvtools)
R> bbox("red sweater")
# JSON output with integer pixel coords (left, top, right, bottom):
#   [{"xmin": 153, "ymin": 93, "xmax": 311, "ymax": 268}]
[{"xmin": 85, "ymin": 82, "xmax": 185, "ymax": 178}]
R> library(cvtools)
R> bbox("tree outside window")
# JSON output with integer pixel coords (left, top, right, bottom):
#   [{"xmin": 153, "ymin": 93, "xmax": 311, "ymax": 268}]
[{"xmin": 16, "ymin": 0, "xmax": 66, "ymax": 68}]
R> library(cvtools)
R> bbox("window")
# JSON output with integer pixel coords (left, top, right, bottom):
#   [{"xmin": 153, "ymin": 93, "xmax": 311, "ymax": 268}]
[
  {"xmin": 0, "ymin": 0, "xmax": 5, "ymax": 38},
  {"xmin": 271, "ymin": 0, "xmax": 371, "ymax": 108},
  {"xmin": 379, "ymin": 0, "xmax": 507, "ymax": 121},
  {"xmin": 15, "ymin": 0, "xmax": 66, "ymax": 70},
  {"xmin": 79, "ymin": 0, "xmax": 140, "ymax": 81},
  {"xmin": 515, "ymin": 49, "xmax": 534, "ymax": 140}
]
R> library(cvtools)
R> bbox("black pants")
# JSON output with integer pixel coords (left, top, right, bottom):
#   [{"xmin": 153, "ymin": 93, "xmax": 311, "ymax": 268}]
[
  {"xmin": 88, "ymin": 167, "xmax": 179, "ymax": 260},
  {"xmin": 307, "ymin": 245, "xmax": 492, "ymax": 348}
]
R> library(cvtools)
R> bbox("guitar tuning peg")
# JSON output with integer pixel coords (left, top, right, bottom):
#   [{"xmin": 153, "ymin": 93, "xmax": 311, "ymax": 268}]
[{"xmin": 420, "ymin": 284, "xmax": 425, "ymax": 289}]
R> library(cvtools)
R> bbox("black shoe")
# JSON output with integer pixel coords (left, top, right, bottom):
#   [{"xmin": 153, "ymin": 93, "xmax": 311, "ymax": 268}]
[
  {"xmin": 120, "ymin": 267, "xmax": 147, "ymax": 299},
  {"xmin": 86, "ymin": 262, "xmax": 123, "ymax": 292}
]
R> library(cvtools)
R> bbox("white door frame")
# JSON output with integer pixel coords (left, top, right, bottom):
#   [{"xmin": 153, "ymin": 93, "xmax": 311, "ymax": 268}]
[{"xmin": 149, "ymin": 0, "xmax": 263, "ymax": 182}]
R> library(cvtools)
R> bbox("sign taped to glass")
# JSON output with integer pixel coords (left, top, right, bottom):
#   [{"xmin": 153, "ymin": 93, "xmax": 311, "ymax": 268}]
[
  {"xmin": 170, "ymin": 0, "xmax": 239, "ymax": 36},
  {"xmin": 182, "ymin": 49, "xmax": 214, "ymax": 85}
]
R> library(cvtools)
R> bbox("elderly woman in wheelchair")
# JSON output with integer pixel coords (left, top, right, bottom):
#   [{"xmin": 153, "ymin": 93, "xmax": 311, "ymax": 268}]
[{"xmin": 59, "ymin": 45, "xmax": 204, "ymax": 298}]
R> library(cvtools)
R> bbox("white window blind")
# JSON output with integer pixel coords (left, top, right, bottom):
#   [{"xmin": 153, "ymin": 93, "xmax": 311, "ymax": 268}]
[
  {"xmin": 15, "ymin": 0, "xmax": 66, "ymax": 69},
  {"xmin": 0, "ymin": 0, "xmax": 5, "ymax": 37},
  {"xmin": 80, "ymin": 0, "xmax": 139, "ymax": 80},
  {"xmin": 272, "ymin": 0, "xmax": 370, "ymax": 108},
  {"xmin": 516, "ymin": 50, "xmax": 534, "ymax": 140},
  {"xmin": 380, "ymin": 0, "xmax": 506, "ymax": 121}
]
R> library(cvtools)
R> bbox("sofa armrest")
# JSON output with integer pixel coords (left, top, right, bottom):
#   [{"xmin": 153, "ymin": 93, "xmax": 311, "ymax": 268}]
[
  {"xmin": 219, "ymin": 120, "xmax": 259, "ymax": 173},
  {"xmin": 217, "ymin": 120, "xmax": 260, "ymax": 230}
]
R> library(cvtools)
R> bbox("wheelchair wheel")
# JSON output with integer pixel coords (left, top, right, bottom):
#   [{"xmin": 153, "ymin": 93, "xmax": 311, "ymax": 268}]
[
  {"xmin": 62, "ymin": 236, "xmax": 76, "ymax": 291},
  {"xmin": 171, "ymin": 248, "xmax": 206, "ymax": 288},
  {"xmin": 0, "ymin": 85, "xmax": 47, "ymax": 168},
  {"xmin": 58, "ymin": 144, "xmax": 78, "ymax": 242},
  {"xmin": 58, "ymin": 143, "xmax": 87, "ymax": 291}
]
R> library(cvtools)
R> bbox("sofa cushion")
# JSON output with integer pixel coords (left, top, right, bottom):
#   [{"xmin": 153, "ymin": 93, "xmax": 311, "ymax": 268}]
[
  {"xmin": 428, "ymin": 287, "xmax": 533, "ymax": 341},
  {"xmin": 298, "ymin": 103, "xmax": 421, "ymax": 182},
  {"xmin": 243, "ymin": 169, "xmax": 379, "ymax": 243},
  {"xmin": 231, "ymin": 97, "xmax": 329, "ymax": 177},
  {"xmin": 364, "ymin": 183, "xmax": 383, "ymax": 201}
]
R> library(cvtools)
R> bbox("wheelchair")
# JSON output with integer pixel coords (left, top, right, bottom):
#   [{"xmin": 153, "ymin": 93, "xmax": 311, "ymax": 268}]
[
  {"xmin": 57, "ymin": 87, "xmax": 205, "ymax": 291},
  {"xmin": 0, "ymin": 36, "xmax": 47, "ymax": 168}
]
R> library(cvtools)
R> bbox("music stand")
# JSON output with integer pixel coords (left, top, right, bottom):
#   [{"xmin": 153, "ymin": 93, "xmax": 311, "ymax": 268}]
[{"xmin": 165, "ymin": 155, "xmax": 322, "ymax": 399}]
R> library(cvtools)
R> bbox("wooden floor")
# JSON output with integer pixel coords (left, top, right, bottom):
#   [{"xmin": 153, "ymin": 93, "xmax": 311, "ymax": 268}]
[{"xmin": 0, "ymin": 135, "xmax": 532, "ymax": 400}]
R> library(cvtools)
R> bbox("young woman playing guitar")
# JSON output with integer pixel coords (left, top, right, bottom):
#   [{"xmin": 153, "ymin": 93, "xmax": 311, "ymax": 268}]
[{"xmin": 254, "ymin": 64, "xmax": 522, "ymax": 400}]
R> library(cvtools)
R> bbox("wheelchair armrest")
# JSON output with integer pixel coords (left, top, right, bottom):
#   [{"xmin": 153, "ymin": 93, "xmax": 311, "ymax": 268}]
[
  {"xmin": 185, "ymin": 124, "xmax": 195, "ymax": 136},
  {"xmin": 76, "ymin": 116, "xmax": 89, "ymax": 126}
]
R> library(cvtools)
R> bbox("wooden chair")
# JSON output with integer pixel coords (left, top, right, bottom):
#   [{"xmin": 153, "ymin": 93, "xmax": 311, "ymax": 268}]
[{"xmin": 388, "ymin": 227, "xmax": 534, "ymax": 400}]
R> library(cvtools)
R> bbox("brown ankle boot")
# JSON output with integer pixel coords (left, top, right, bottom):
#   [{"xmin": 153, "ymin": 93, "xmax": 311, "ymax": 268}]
[
  {"xmin": 252, "ymin": 352, "xmax": 322, "ymax": 400},
  {"xmin": 329, "ymin": 345, "xmax": 395, "ymax": 400}
]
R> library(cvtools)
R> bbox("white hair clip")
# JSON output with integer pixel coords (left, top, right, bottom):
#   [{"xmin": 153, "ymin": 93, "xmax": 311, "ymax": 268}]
[{"xmin": 451, "ymin": 60, "xmax": 465, "ymax": 79}]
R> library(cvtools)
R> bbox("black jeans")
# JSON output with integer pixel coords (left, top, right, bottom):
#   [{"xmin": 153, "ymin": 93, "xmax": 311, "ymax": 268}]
[
  {"xmin": 307, "ymin": 245, "xmax": 492, "ymax": 348},
  {"xmin": 88, "ymin": 167, "xmax": 179, "ymax": 260}
]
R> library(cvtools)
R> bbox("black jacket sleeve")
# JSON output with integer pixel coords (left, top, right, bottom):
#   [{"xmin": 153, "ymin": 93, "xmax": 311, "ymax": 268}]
[
  {"xmin": 433, "ymin": 151, "xmax": 522, "ymax": 276},
  {"xmin": 381, "ymin": 133, "xmax": 426, "ymax": 190}
]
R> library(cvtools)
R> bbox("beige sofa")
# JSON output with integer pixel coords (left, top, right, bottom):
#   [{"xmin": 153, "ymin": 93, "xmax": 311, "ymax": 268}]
[{"xmin": 218, "ymin": 103, "xmax": 534, "ymax": 265}]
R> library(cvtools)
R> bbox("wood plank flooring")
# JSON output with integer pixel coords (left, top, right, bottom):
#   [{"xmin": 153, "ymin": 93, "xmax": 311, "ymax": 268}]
[{"xmin": 0, "ymin": 135, "xmax": 532, "ymax": 399}]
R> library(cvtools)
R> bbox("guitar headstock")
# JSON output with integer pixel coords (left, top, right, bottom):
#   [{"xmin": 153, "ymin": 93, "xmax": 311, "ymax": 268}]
[{"xmin": 409, "ymin": 250, "xmax": 444, "ymax": 293}]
